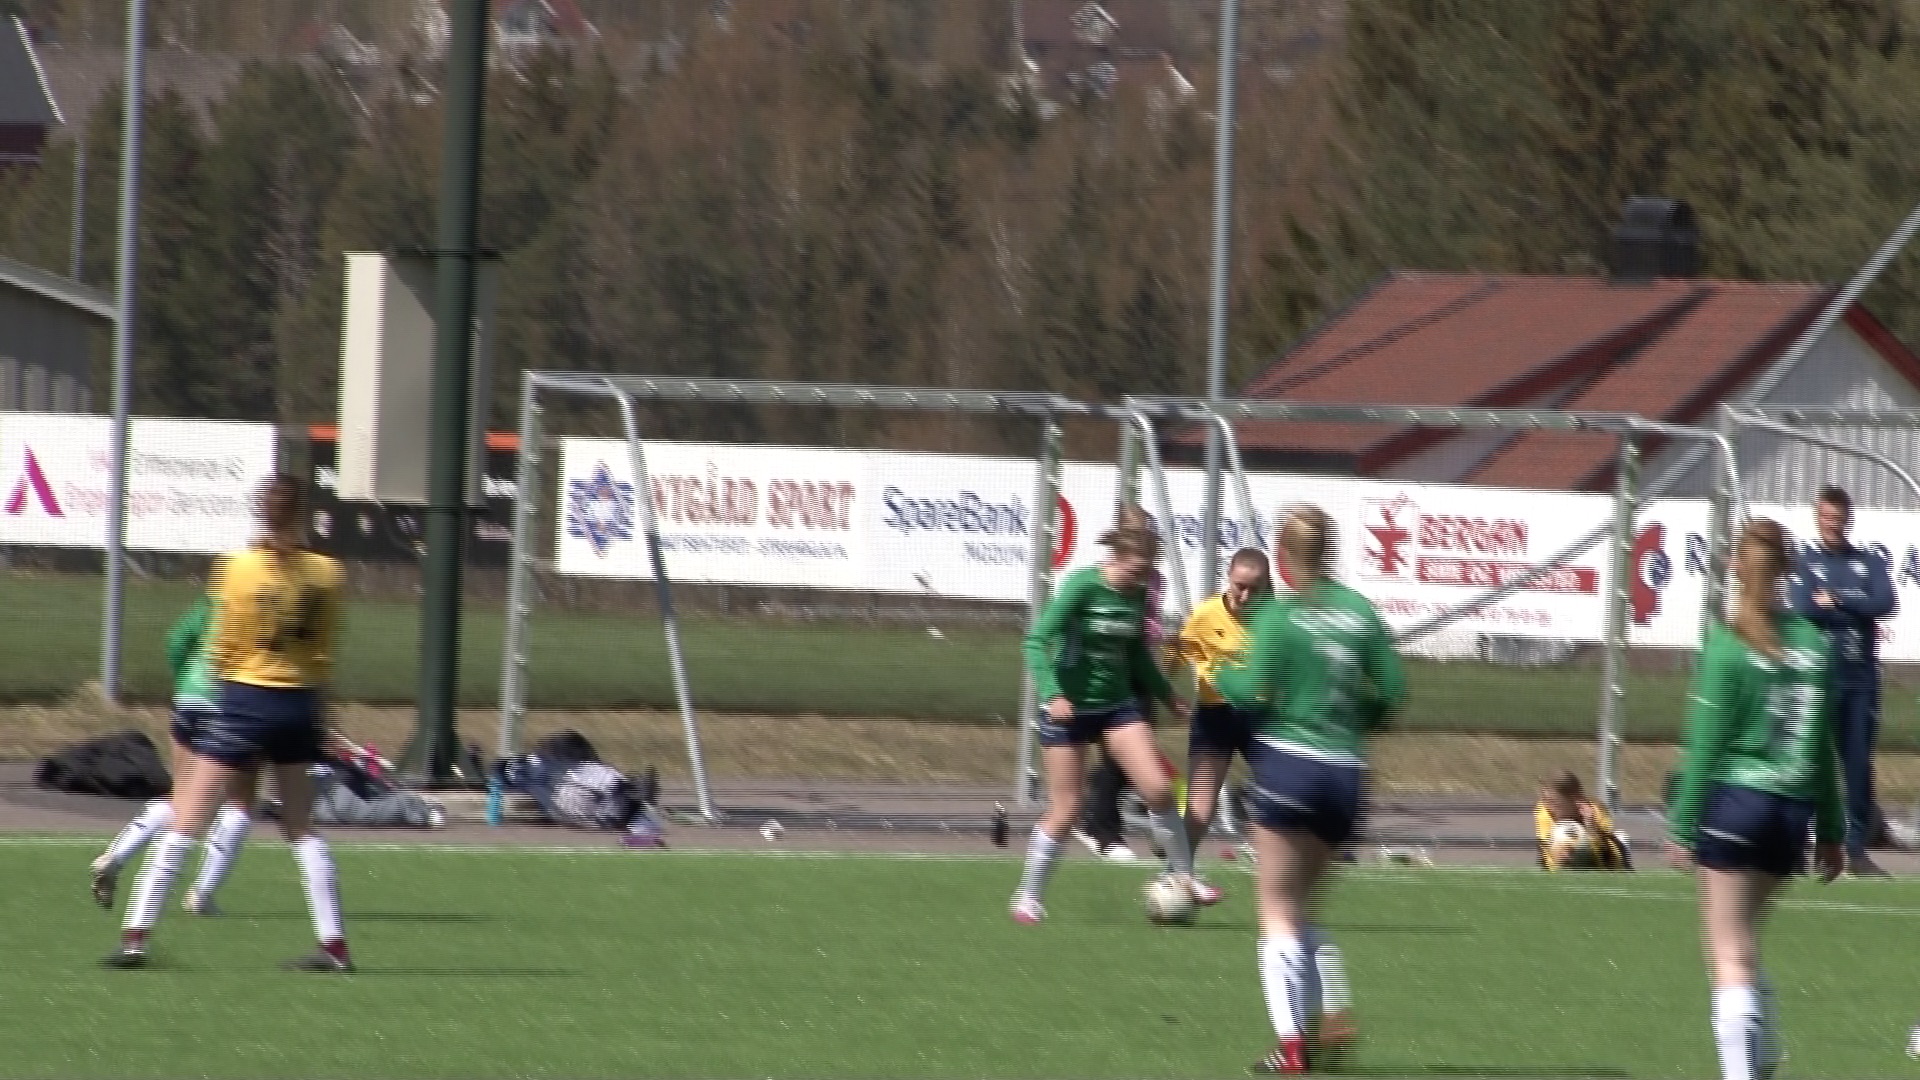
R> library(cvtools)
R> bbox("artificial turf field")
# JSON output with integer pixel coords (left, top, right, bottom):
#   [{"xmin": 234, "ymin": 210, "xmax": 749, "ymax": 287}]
[{"xmin": 6, "ymin": 841, "xmax": 1920, "ymax": 1079}]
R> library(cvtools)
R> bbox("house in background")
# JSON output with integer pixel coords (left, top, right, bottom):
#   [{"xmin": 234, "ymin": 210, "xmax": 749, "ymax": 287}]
[
  {"xmin": 0, "ymin": 252, "xmax": 113, "ymax": 413},
  {"xmin": 0, "ymin": 17, "xmax": 60, "ymax": 167},
  {"xmin": 1170, "ymin": 203, "xmax": 1920, "ymax": 509},
  {"xmin": 1014, "ymin": 0, "xmax": 1190, "ymax": 104}
]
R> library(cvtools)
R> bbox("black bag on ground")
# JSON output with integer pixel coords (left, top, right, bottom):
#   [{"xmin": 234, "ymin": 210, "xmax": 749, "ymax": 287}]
[
  {"xmin": 530, "ymin": 730, "xmax": 599, "ymax": 769},
  {"xmin": 35, "ymin": 730, "xmax": 171, "ymax": 799}
]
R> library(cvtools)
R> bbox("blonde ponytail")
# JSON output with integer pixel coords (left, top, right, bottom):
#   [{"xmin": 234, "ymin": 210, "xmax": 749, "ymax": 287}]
[{"xmin": 1731, "ymin": 518, "xmax": 1789, "ymax": 660}]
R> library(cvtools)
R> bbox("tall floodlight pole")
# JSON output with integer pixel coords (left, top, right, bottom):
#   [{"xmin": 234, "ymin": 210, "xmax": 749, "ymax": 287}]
[
  {"xmin": 405, "ymin": 0, "xmax": 489, "ymax": 783},
  {"xmin": 1200, "ymin": 0, "xmax": 1241, "ymax": 590},
  {"xmin": 71, "ymin": 138, "xmax": 86, "ymax": 281},
  {"xmin": 100, "ymin": 0, "xmax": 148, "ymax": 703}
]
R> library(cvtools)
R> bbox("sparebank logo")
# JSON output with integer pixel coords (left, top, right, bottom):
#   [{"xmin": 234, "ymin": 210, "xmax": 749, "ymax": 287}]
[
  {"xmin": 565, "ymin": 463, "xmax": 634, "ymax": 556},
  {"xmin": 4, "ymin": 448, "xmax": 61, "ymax": 517}
]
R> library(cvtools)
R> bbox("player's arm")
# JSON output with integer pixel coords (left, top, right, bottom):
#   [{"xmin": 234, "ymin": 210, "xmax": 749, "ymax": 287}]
[
  {"xmin": 1813, "ymin": 649, "xmax": 1846, "ymax": 846},
  {"xmin": 206, "ymin": 556, "xmax": 246, "ymax": 675},
  {"xmin": 1668, "ymin": 638, "xmax": 1740, "ymax": 848},
  {"xmin": 1534, "ymin": 803, "xmax": 1556, "ymax": 869},
  {"xmin": 1213, "ymin": 607, "xmax": 1283, "ymax": 710},
  {"xmin": 1360, "ymin": 611, "xmax": 1408, "ymax": 730},
  {"xmin": 1023, "ymin": 572, "xmax": 1088, "ymax": 704},
  {"xmin": 166, "ymin": 596, "xmax": 211, "ymax": 677},
  {"xmin": 1834, "ymin": 552, "xmax": 1896, "ymax": 618},
  {"xmin": 1127, "ymin": 624, "xmax": 1176, "ymax": 707},
  {"xmin": 310, "ymin": 566, "xmax": 343, "ymax": 687}
]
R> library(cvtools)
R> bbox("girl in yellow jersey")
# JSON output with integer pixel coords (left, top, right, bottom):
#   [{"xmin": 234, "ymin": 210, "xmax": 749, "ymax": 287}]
[
  {"xmin": 108, "ymin": 476, "xmax": 352, "ymax": 971},
  {"xmin": 1177, "ymin": 547, "xmax": 1271, "ymax": 867}
]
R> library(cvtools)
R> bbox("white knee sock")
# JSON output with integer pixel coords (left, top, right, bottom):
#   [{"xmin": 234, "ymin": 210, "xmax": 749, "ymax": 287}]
[
  {"xmin": 1258, "ymin": 936, "xmax": 1312, "ymax": 1040},
  {"xmin": 189, "ymin": 805, "xmax": 251, "ymax": 902},
  {"xmin": 1152, "ymin": 807, "xmax": 1194, "ymax": 876},
  {"xmin": 290, "ymin": 835, "xmax": 345, "ymax": 946},
  {"xmin": 98, "ymin": 800, "xmax": 173, "ymax": 872},
  {"xmin": 1712, "ymin": 984, "xmax": 1762, "ymax": 1080},
  {"xmin": 1311, "ymin": 930, "xmax": 1352, "ymax": 1016},
  {"xmin": 1015, "ymin": 826, "xmax": 1062, "ymax": 903},
  {"xmin": 123, "ymin": 830, "xmax": 193, "ymax": 933}
]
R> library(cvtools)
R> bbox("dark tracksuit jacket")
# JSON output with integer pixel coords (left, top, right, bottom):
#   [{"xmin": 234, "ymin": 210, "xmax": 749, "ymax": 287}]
[{"xmin": 1789, "ymin": 541, "xmax": 1896, "ymax": 856}]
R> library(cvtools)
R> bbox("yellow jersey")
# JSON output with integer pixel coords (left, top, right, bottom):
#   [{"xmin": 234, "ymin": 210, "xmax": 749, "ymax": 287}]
[
  {"xmin": 209, "ymin": 547, "xmax": 343, "ymax": 689},
  {"xmin": 1176, "ymin": 594, "xmax": 1251, "ymax": 705},
  {"xmin": 1534, "ymin": 799, "xmax": 1631, "ymax": 870}
]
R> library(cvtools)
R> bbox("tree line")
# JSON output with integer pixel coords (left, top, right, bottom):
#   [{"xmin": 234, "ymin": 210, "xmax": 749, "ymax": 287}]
[{"xmin": 0, "ymin": 0, "xmax": 1915, "ymax": 457}]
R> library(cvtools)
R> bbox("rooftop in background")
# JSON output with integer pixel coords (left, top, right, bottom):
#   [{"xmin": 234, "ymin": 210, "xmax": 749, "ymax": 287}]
[
  {"xmin": 0, "ymin": 17, "xmax": 60, "ymax": 165},
  {"xmin": 1173, "ymin": 270, "xmax": 1920, "ymax": 493}
]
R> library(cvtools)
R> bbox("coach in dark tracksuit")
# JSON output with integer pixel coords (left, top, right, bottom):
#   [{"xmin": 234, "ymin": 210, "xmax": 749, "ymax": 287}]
[{"xmin": 1789, "ymin": 486, "xmax": 1897, "ymax": 877}]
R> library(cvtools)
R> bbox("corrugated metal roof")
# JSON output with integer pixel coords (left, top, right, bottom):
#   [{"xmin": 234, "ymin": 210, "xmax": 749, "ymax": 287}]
[
  {"xmin": 0, "ymin": 252, "xmax": 114, "ymax": 321},
  {"xmin": 0, "ymin": 18, "xmax": 59, "ymax": 126}
]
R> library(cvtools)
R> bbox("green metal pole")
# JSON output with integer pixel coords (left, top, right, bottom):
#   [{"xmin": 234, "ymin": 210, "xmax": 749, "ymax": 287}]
[{"xmin": 404, "ymin": 0, "xmax": 489, "ymax": 784}]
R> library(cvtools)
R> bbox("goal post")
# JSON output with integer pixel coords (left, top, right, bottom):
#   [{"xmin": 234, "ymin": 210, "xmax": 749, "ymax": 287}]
[
  {"xmin": 496, "ymin": 371, "xmax": 1108, "ymax": 817},
  {"xmin": 1126, "ymin": 396, "xmax": 1742, "ymax": 813}
]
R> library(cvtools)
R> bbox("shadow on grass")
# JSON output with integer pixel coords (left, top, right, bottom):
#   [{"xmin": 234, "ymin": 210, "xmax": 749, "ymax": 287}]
[
  {"xmin": 348, "ymin": 967, "xmax": 586, "ymax": 977},
  {"xmin": 1344, "ymin": 1060, "xmax": 1628, "ymax": 1068},
  {"xmin": 224, "ymin": 911, "xmax": 492, "ymax": 923}
]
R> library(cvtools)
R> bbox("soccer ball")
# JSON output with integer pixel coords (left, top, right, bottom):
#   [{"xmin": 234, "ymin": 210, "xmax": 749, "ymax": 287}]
[
  {"xmin": 1143, "ymin": 874, "xmax": 1197, "ymax": 925},
  {"xmin": 1549, "ymin": 821, "xmax": 1598, "ymax": 869}
]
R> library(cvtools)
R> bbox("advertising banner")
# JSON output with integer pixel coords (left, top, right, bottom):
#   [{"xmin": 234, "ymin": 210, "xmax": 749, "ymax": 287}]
[{"xmin": 0, "ymin": 414, "xmax": 275, "ymax": 553}]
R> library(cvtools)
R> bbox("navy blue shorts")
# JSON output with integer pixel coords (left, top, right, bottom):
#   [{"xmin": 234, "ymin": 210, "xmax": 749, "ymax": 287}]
[
  {"xmin": 1188, "ymin": 703, "xmax": 1258, "ymax": 759},
  {"xmin": 191, "ymin": 682, "xmax": 323, "ymax": 768},
  {"xmin": 1245, "ymin": 741, "xmax": 1365, "ymax": 847},
  {"xmin": 169, "ymin": 706, "xmax": 219, "ymax": 748},
  {"xmin": 1695, "ymin": 784, "xmax": 1814, "ymax": 878},
  {"xmin": 1037, "ymin": 701, "xmax": 1146, "ymax": 747}
]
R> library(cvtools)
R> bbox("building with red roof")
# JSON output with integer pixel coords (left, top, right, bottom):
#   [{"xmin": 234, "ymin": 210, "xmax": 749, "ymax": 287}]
[{"xmin": 1176, "ymin": 262, "xmax": 1920, "ymax": 508}]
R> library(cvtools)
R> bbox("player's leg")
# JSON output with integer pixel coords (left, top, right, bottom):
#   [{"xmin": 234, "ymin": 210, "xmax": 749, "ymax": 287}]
[
  {"xmin": 1013, "ymin": 741, "xmax": 1087, "ymax": 922},
  {"xmin": 1701, "ymin": 866, "xmax": 1781, "ymax": 1080},
  {"xmin": 1103, "ymin": 717, "xmax": 1202, "ymax": 900},
  {"xmin": 1252, "ymin": 822, "xmax": 1333, "ymax": 1073},
  {"xmin": 107, "ymin": 751, "xmax": 235, "ymax": 966},
  {"xmin": 273, "ymin": 760, "xmax": 353, "ymax": 971},
  {"xmin": 185, "ymin": 767, "xmax": 259, "ymax": 915},
  {"xmin": 1184, "ymin": 708, "xmax": 1234, "ymax": 847},
  {"xmin": 91, "ymin": 714, "xmax": 199, "ymax": 906}
]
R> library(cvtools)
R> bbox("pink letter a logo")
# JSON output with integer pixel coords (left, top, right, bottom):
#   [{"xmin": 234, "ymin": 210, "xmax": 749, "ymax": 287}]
[{"xmin": 5, "ymin": 448, "xmax": 63, "ymax": 517}]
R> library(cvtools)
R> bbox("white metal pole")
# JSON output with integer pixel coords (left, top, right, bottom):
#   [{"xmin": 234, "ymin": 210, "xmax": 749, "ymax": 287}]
[
  {"xmin": 1200, "ymin": 0, "xmax": 1241, "ymax": 596},
  {"xmin": 1597, "ymin": 437, "xmax": 1639, "ymax": 816},
  {"xmin": 497, "ymin": 371, "xmax": 541, "ymax": 759},
  {"xmin": 1018, "ymin": 419, "xmax": 1062, "ymax": 808},
  {"xmin": 101, "ymin": 0, "xmax": 147, "ymax": 703},
  {"xmin": 610, "ymin": 387, "xmax": 715, "ymax": 823}
]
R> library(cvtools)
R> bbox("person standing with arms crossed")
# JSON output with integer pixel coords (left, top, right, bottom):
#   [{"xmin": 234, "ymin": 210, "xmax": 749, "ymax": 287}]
[{"xmin": 1789, "ymin": 486, "xmax": 1896, "ymax": 877}]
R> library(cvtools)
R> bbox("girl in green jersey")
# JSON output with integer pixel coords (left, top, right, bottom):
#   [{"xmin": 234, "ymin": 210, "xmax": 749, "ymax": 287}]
[
  {"xmin": 1011, "ymin": 525, "xmax": 1193, "ymax": 924},
  {"xmin": 1667, "ymin": 519, "xmax": 1844, "ymax": 1080},
  {"xmin": 1215, "ymin": 507, "xmax": 1404, "ymax": 1074}
]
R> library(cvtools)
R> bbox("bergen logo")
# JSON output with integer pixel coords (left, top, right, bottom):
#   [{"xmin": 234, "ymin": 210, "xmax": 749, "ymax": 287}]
[
  {"xmin": 1361, "ymin": 495, "xmax": 1415, "ymax": 578},
  {"xmin": 1052, "ymin": 495, "xmax": 1076, "ymax": 570},
  {"xmin": 565, "ymin": 463, "xmax": 634, "ymax": 556},
  {"xmin": 4, "ymin": 448, "xmax": 61, "ymax": 518},
  {"xmin": 1631, "ymin": 523, "xmax": 1671, "ymax": 625}
]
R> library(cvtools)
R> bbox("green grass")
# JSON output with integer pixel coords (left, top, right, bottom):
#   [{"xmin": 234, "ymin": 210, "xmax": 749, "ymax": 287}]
[
  {"xmin": 9, "ymin": 843, "xmax": 1920, "ymax": 1078},
  {"xmin": 5, "ymin": 571, "xmax": 1918, "ymax": 743}
]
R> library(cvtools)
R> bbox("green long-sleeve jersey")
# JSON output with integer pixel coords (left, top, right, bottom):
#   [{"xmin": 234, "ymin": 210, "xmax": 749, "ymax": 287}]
[
  {"xmin": 166, "ymin": 597, "xmax": 218, "ymax": 711},
  {"xmin": 1025, "ymin": 566, "xmax": 1173, "ymax": 711},
  {"xmin": 1213, "ymin": 582, "xmax": 1405, "ymax": 765},
  {"xmin": 1668, "ymin": 617, "xmax": 1845, "ymax": 846}
]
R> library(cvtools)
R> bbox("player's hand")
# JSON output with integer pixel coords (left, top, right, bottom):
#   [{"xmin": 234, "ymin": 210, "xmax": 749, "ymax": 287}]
[
  {"xmin": 1815, "ymin": 589, "xmax": 1837, "ymax": 609},
  {"xmin": 1665, "ymin": 840, "xmax": 1694, "ymax": 870},
  {"xmin": 1813, "ymin": 842, "xmax": 1844, "ymax": 883},
  {"xmin": 1045, "ymin": 697, "xmax": 1075, "ymax": 722},
  {"xmin": 1168, "ymin": 697, "xmax": 1191, "ymax": 721}
]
